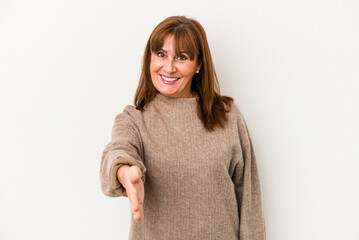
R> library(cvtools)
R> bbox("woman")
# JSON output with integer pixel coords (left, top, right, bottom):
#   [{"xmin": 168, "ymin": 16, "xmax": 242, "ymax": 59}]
[{"xmin": 100, "ymin": 16, "xmax": 265, "ymax": 240}]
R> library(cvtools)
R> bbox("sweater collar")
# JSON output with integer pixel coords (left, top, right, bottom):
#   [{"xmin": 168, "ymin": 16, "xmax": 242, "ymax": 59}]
[{"xmin": 153, "ymin": 92, "xmax": 198, "ymax": 108}]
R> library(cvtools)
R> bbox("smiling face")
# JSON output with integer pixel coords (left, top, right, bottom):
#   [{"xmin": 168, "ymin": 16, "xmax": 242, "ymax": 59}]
[{"xmin": 150, "ymin": 35, "xmax": 201, "ymax": 98}]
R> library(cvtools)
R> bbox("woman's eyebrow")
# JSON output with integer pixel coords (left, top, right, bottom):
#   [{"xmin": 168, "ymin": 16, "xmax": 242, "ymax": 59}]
[{"xmin": 156, "ymin": 49, "xmax": 188, "ymax": 55}]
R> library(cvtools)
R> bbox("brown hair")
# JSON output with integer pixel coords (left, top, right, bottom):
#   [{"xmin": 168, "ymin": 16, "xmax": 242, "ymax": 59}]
[{"xmin": 134, "ymin": 16, "xmax": 234, "ymax": 131}]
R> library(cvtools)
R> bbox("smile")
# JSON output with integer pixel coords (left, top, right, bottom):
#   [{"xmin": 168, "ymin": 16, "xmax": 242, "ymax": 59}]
[
  {"xmin": 160, "ymin": 74, "xmax": 180, "ymax": 82},
  {"xmin": 160, "ymin": 74, "xmax": 181, "ymax": 85}
]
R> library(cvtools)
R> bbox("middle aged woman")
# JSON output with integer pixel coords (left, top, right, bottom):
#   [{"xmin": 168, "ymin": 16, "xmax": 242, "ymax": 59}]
[{"xmin": 100, "ymin": 15, "xmax": 266, "ymax": 240}]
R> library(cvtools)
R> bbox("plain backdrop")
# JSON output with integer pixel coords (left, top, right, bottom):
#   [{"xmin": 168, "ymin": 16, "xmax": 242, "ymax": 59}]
[{"xmin": 1, "ymin": 0, "xmax": 358, "ymax": 239}]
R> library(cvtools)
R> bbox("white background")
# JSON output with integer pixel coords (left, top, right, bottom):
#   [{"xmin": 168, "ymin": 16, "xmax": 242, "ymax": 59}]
[{"xmin": 1, "ymin": 0, "xmax": 358, "ymax": 239}]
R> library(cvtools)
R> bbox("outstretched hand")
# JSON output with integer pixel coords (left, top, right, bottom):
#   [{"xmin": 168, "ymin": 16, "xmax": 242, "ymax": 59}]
[{"xmin": 117, "ymin": 165, "xmax": 144, "ymax": 223}]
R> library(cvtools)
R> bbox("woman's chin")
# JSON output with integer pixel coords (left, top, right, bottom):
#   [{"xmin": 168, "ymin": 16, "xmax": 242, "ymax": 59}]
[{"xmin": 158, "ymin": 91, "xmax": 177, "ymax": 98}]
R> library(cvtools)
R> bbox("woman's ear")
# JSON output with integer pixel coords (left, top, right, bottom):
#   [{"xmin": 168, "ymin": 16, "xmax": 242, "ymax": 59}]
[{"xmin": 196, "ymin": 62, "xmax": 202, "ymax": 73}]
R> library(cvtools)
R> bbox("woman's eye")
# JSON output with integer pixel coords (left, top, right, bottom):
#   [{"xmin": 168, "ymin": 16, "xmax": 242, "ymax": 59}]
[
  {"xmin": 177, "ymin": 55, "xmax": 188, "ymax": 60},
  {"xmin": 157, "ymin": 52, "xmax": 165, "ymax": 57}
]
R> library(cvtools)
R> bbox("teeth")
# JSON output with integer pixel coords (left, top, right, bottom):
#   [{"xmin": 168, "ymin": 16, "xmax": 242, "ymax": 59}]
[{"xmin": 161, "ymin": 75, "xmax": 179, "ymax": 82}]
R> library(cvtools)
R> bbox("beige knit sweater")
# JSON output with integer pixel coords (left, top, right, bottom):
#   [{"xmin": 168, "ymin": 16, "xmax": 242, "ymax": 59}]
[{"xmin": 100, "ymin": 93, "xmax": 265, "ymax": 240}]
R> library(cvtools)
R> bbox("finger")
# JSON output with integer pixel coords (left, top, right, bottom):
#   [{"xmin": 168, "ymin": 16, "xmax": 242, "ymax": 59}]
[
  {"xmin": 134, "ymin": 211, "xmax": 141, "ymax": 222},
  {"xmin": 137, "ymin": 181, "xmax": 144, "ymax": 216},
  {"xmin": 130, "ymin": 194, "xmax": 140, "ymax": 212},
  {"xmin": 131, "ymin": 195, "xmax": 142, "ymax": 218},
  {"xmin": 134, "ymin": 204, "xmax": 143, "ymax": 222},
  {"xmin": 139, "ymin": 202, "xmax": 144, "ymax": 221},
  {"xmin": 130, "ymin": 178, "xmax": 143, "ymax": 212},
  {"xmin": 126, "ymin": 170, "xmax": 144, "ymax": 223},
  {"xmin": 126, "ymin": 185, "xmax": 140, "ymax": 212}
]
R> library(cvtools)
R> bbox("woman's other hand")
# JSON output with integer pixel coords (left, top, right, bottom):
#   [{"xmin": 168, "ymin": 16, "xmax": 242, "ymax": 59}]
[{"xmin": 117, "ymin": 165, "xmax": 144, "ymax": 223}]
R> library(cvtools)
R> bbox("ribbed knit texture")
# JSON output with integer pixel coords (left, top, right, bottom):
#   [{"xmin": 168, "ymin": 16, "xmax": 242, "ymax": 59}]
[{"xmin": 100, "ymin": 92, "xmax": 265, "ymax": 240}]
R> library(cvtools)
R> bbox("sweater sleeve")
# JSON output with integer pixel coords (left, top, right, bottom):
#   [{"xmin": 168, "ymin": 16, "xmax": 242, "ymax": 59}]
[
  {"xmin": 100, "ymin": 106, "xmax": 147, "ymax": 198},
  {"xmin": 231, "ymin": 105, "xmax": 266, "ymax": 240}
]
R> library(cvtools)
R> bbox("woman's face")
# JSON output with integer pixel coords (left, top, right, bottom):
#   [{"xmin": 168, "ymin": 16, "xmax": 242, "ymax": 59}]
[{"xmin": 150, "ymin": 35, "xmax": 200, "ymax": 98}]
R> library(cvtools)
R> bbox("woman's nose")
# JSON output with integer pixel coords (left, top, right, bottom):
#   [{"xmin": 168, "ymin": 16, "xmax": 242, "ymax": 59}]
[{"xmin": 164, "ymin": 58, "xmax": 176, "ymax": 73}]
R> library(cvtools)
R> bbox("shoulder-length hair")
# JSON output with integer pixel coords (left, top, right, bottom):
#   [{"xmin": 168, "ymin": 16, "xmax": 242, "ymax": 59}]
[{"xmin": 134, "ymin": 16, "xmax": 233, "ymax": 132}]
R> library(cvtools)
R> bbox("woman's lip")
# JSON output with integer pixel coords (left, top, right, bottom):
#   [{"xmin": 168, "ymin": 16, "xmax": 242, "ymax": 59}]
[
  {"xmin": 160, "ymin": 74, "xmax": 180, "ymax": 85},
  {"xmin": 160, "ymin": 74, "xmax": 180, "ymax": 79}
]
